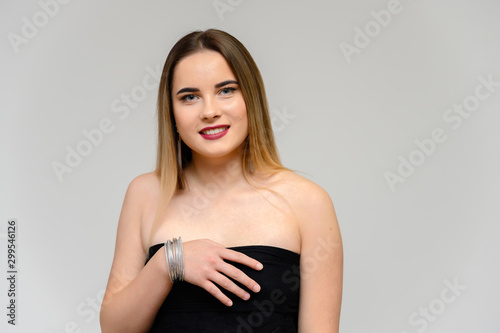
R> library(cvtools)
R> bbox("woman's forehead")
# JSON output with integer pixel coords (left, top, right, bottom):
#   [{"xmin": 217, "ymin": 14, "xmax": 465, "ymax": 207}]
[{"xmin": 172, "ymin": 50, "xmax": 236, "ymax": 89}]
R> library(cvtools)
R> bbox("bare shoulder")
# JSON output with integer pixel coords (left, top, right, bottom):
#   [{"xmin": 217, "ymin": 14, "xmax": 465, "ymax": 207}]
[
  {"xmin": 269, "ymin": 170, "xmax": 334, "ymax": 210},
  {"xmin": 267, "ymin": 170, "xmax": 339, "ymax": 242},
  {"xmin": 106, "ymin": 171, "xmax": 160, "ymax": 264},
  {"xmin": 128, "ymin": 171, "xmax": 160, "ymax": 198},
  {"xmin": 128, "ymin": 171, "xmax": 161, "ymax": 210},
  {"xmin": 119, "ymin": 171, "xmax": 160, "ymax": 239}
]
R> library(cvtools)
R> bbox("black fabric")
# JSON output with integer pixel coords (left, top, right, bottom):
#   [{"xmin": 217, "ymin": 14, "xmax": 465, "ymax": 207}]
[{"xmin": 145, "ymin": 244, "xmax": 301, "ymax": 332}]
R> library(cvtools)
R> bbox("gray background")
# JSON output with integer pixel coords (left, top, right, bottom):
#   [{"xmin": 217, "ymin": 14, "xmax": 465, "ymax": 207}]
[{"xmin": 1, "ymin": 0, "xmax": 499, "ymax": 332}]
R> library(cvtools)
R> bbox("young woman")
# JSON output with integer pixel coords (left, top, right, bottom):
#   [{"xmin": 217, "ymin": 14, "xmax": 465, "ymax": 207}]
[{"xmin": 100, "ymin": 29, "xmax": 343, "ymax": 332}]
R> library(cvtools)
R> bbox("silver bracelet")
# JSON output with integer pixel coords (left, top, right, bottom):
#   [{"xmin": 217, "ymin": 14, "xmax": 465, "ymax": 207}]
[
  {"xmin": 165, "ymin": 240, "xmax": 174, "ymax": 282},
  {"xmin": 178, "ymin": 237, "xmax": 184, "ymax": 281},
  {"xmin": 172, "ymin": 238, "xmax": 179, "ymax": 280},
  {"xmin": 164, "ymin": 237, "xmax": 184, "ymax": 283},
  {"xmin": 175, "ymin": 237, "xmax": 184, "ymax": 281}
]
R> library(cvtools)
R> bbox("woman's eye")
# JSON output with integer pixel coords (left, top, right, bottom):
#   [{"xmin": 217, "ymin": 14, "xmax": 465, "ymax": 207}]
[
  {"xmin": 181, "ymin": 94, "xmax": 197, "ymax": 102},
  {"xmin": 220, "ymin": 87, "xmax": 236, "ymax": 95}
]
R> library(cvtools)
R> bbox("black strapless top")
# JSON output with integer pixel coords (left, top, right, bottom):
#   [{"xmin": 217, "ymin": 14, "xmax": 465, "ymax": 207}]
[{"xmin": 145, "ymin": 244, "xmax": 301, "ymax": 332}]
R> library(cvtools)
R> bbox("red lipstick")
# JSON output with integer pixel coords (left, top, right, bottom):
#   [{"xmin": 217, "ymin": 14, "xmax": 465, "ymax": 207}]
[{"xmin": 199, "ymin": 125, "xmax": 230, "ymax": 140}]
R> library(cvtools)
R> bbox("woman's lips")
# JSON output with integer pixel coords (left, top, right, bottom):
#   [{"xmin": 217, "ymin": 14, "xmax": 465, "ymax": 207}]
[{"xmin": 199, "ymin": 126, "xmax": 229, "ymax": 140}]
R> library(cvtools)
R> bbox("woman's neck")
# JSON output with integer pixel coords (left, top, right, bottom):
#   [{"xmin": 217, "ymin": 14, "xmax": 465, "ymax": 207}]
[{"xmin": 184, "ymin": 151, "xmax": 248, "ymax": 192}]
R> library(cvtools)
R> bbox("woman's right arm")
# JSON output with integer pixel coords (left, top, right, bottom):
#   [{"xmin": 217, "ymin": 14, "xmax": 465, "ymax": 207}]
[
  {"xmin": 99, "ymin": 176, "xmax": 171, "ymax": 333},
  {"xmin": 100, "ymin": 175, "xmax": 263, "ymax": 333}
]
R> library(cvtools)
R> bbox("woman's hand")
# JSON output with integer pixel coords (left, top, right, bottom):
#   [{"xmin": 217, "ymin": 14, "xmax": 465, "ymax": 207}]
[{"xmin": 181, "ymin": 239, "xmax": 263, "ymax": 306}]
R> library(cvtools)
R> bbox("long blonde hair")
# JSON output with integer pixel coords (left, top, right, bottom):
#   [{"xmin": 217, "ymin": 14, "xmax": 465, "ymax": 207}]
[{"xmin": 149, "ymin": 29, "xmax": 290, "ymax": 250}]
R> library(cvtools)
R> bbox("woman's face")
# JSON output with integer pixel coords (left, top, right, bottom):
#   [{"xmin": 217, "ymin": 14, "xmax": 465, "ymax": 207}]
[{"xmin": 171, "ymin": 50, "xmax": 248, "ymax": 161}]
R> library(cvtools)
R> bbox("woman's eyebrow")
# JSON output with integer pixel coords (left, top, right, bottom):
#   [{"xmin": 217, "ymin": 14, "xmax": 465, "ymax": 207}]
[
  {"xmin": 176, "ymin": 80, "xmax": 238, "ymax": 95},
  {"xmin": 176, "ymin": 87, "xmax": 199, "ymax": 95},
  {"xmin": 214, "ymin": 80, "xmax": 238, "ymax": 88}
]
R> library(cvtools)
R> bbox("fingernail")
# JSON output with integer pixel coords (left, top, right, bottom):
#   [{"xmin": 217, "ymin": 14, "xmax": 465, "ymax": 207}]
[
  {"xmin": 256, "ymin": 263, "xmax": 263, "ymax": 270},
  {"xmin": 226, "ymin": 300, "xmax": 233, "ymax": 307},
  {"xmin": 253, "ymin": 284, "xmax": 260, "ymax": 293},
  {"xmin": 244, "ymin": 292, "xmax": 250, "ymax": 300}
]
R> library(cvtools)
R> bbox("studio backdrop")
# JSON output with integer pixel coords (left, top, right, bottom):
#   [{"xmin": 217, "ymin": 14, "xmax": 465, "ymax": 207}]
[{"xmin": 1, "ymin": 0, "xmax": 499, "ymax": 332}]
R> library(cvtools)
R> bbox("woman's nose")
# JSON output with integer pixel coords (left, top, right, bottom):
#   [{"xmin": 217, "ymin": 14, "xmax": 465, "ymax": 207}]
[{"xmin": 200, "ymin": 97, "xmax": 221, "ymax": 120}]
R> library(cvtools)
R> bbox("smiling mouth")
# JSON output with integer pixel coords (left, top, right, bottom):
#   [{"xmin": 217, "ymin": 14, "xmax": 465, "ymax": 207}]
[{"xmin": 200, "ymin": 126, "xmax": 229, "ymax": 135}]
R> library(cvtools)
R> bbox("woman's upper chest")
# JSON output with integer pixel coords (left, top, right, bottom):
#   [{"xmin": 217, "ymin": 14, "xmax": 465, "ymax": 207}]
[{"xmin": 142, "ymin": 186, "xmax": 301, "ymax": 250}]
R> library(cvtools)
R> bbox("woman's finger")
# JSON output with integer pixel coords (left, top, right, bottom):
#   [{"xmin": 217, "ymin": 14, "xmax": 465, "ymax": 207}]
[
  {"xmin": 216, "ymin": 261, "xmax": 261, "ymax": 294},
  {"xmin": 209, "ymin": 270, "xmax": 251, "ymax": 301},
  {"xmin": 220, "ymin": 248, "xmax": 264, "ymax": 271},
  {"xmin": 202, "ymin": 280, "xmax": 234, "ymax": 307}
]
